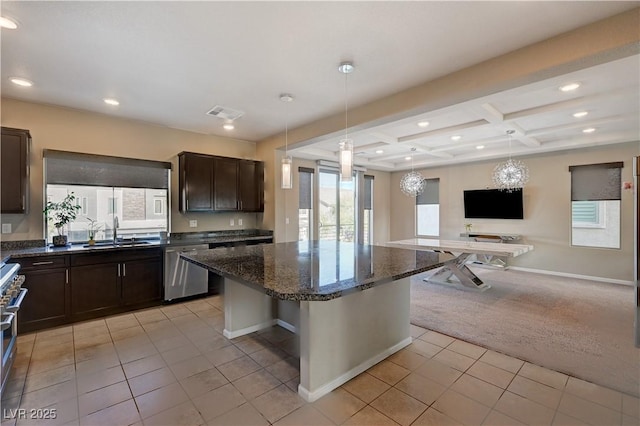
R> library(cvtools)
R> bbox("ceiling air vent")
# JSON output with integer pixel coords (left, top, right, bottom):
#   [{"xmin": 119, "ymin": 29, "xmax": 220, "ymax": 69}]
[{"xmin": 206, "ymin": 105, "xmax": 245, "ymax": 121}]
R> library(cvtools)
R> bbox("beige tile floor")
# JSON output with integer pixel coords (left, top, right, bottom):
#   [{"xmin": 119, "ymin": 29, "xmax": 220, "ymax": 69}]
[{"xmin": 2, "ymin": 295, "xmax": 639, "ymax": 426}]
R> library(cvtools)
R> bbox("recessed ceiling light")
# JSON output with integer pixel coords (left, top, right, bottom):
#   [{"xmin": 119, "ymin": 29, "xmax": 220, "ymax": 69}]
[
  {"xmin": 451, "ymin": 135, "xmax": 461, "ymax": 141},
  {"xmin": 10, "ymin": 77, "xmax": 32, "ymax": 87},
  {"xmin": 417, "ymin": 121, "xmax": 429, "ymax": 128},
  {"xmin": 0, "ymin": 16, "xmax": 18, "ymax": 29},
  {"xmin": 560, "ymin": 83, "xmax": 580, "ymax": 92},
  {"xmin": 573, "ymin": 111, "xmax": 588, "ymax": 118},
  {"xmin": 582, "ymin": 127, "xmax": 596, "ymax": 133},
  {"xmin": 103, "ymin": 98, "xmax": 120, "ymax": 106},
  {"xmin": 476, "ymin": 145, "xmax": 485, "ymax": 150},
  {"xmin": 405, "ymin": 156, "xmax": 412, "ymax": 161},
  {"xmin": 375, "ymin": 149, "xmax": 384, "ymax": 154},
  {"xmin": 223, "ymin": 123, "xmax": 235, "ymax": 131}
]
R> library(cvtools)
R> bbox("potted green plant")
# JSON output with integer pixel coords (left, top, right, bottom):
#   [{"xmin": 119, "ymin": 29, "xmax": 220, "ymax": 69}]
[
  {"xmin": 43, "ymin": 193, "xmax": 81, "ymax": 246},
  {"xmin": 86, "ymin": 217, "xmax": 103, "ymax": 246}
]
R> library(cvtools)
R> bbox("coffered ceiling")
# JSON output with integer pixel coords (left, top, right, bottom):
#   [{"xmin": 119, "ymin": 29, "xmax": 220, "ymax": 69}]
[{"xmin": 1, "ymin": 1, "xmax": 638, "ymax": 171}]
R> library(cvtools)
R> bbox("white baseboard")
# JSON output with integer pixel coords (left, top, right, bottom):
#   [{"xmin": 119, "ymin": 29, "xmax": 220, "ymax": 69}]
[
  {"xmin": 223, "ymin": 319, "xmax": 277, "ymax": 339},
  {"xmin": 297, "ymin": 336, "xmax": 412, "ymax": 402},
  {"xmin": 275, "ymin": 319, "xmax": 297, "ymax": 334},
  {"xmin": 508, "ymin": 266, "xmax": 634, "ymax": 286}
]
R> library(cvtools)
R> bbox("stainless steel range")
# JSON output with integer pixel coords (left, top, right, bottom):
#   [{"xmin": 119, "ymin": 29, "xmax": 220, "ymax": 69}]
[{"xmin": 0, "ymin": 261, "xmax": 26, "ymax": 397}]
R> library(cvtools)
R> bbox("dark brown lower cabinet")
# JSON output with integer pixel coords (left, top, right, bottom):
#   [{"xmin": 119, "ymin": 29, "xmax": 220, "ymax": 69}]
[
  {"xmin": 121, "ymin": 257, "xmax": 162, "ymax": 306},
  {"xmin": 19, "ymin": 263, "xmax": 70, "ymax": 333},
  {"xmin": 70, "ymin": 263, "xmax": 121, "ymax": 319},
  {"xmin": 17, "ymin": 248, "xmax": 163, "ymax": 331}
]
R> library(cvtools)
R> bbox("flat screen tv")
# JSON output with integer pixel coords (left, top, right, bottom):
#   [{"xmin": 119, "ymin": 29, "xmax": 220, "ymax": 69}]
[{"xmin": 463, "ymin": 188, "xmax": 524, "ymax": 219}]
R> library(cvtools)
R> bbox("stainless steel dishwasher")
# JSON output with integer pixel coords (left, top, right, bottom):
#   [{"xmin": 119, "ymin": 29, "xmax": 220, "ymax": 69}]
[{"xmin": 164, "ymin": 244, "xmax": 209, "ymax": 301}]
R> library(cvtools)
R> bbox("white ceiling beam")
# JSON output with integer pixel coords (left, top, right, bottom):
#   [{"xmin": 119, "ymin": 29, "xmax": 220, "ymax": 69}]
[
  {"xmin": 367, "ymin": 132, "xmax": 398, "ymax": 145},
  {"xmin": 398, "ymin": 119, "xmax": 489, "ymax": 143}
]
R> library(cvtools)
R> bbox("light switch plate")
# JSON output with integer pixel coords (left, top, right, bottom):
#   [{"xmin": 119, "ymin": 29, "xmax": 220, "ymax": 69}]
[
  {"xmin": 189, "ymin": 220, "xmax": 197, "ymax": 228},
  {"xmin": 230, "ymin": 219, "xmax": 235, "ymax": 226},
  {"xmin": 2, "ymin": 224, "xmax": 11, "ymax": 233},
  {"xmin": 238, "ymin": 218, "xmax": 243, "ymax": 226}
]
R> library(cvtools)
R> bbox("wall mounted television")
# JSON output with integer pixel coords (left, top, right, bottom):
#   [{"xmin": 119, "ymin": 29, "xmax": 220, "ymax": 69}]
[{"xmin": 463, "ymin": 188, "xmax": 524, "ymax": 219}]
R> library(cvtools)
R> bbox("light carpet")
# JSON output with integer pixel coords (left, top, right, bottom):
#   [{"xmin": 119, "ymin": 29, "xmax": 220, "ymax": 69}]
[{"xmin": 410, "ymin": 267, "xmax": 640, "ymax": 397}]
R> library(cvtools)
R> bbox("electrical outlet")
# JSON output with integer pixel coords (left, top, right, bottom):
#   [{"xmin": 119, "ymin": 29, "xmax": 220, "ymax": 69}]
[
  {"xmin": 1, "ymin": 224, "xmax": 11, "ymax": 234},
  {"xmin": 285, "ymin": 217, "xmax": 289, "ymax": 225},
  {"xmin": 238, "ymin": 218, "xmax": 243, "ymax": 226},
  {"xmin": 230, "ymin": 219, "xmax": 235, "ymax": 226},
  {"xmin": 189, "ymin": 220, "xmax": 197, "ymax": 228}
]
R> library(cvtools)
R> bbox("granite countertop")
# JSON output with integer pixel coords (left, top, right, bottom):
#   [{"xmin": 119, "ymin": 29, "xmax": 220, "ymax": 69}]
[
  {"xmin": 0, "ymin": 230, "xmax": 273, "ymax": 262},
  {"xmin": 181, "ymin": 240, "xmax": 455, "ymax": 301}
]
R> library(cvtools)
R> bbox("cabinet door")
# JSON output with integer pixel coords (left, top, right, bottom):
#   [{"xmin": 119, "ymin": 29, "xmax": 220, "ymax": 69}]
[
  {"xmin": 1, "ymin": 127, "xmax": 29, "ymax": 214},
  {"xmin": 121, "ymin": 257, "xmax": 162, "ymax": 305},
  {"xmin": 180, "ymin": 153, "xmax": 214, "ymax": 212},
  {"xmin": 18, "ymin": 268, "xmax": 70, "ymax": 333},
  {"xmin": 213, "ymin": 157, "xmax": 239, "ymax": 211},
  {"xmin": 71, "ymin": 263, "xmax": 121, "ymax": 318},
  {"xmin": 238, "ymin": 160, "xmax": 264, "ymax": 212}
]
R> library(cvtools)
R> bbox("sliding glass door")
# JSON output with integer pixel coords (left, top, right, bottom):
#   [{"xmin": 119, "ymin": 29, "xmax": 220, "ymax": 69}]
[{"xmin": 318, "ymin": 170, "xmax": 356, "ymax": 242}]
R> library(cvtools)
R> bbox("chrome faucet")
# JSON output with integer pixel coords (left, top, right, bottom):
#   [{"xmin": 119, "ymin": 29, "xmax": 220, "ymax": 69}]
[{"xmin": 113, "ymin": 216, "xmax": 119, "ymax": 244}]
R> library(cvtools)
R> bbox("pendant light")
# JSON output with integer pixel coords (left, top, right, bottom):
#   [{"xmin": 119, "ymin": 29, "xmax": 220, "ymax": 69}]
[
  {"xmin": 492, "ymin": 130, "xmax": 530, "ymax": 192},
  {"xmin": 400, "ymin": 147, "xmax": 425, "ymax": 197},
  {"xmin": 338, "ymin": 62, "xmax": 354, "ymax": 182},
  {"xmin": 280, "ymin": 94, "xmax": 293, "ymax": 189}
]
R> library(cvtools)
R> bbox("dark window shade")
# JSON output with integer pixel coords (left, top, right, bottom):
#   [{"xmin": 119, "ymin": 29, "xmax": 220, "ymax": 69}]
[
  {"xmin": 364, "ymin": 175, "xmax": 374, "ymax": 210},
  {"xmin": 570, "ymin": 162, "xmax": 622, "ymax": 201},
  {"xmin": 416, "ymin": 178, "xmax": 440, "ymax": 205},
  {"xmin": 299, "ymin": 169, "xmax": 313, "ymax": 210},
  {"xmin": 44, "ymin": 150, "xmax": 171, "ymax": 189},
  {"xmin": 298, "ymin": 167, "xmax": 315, "ymax": 174}
]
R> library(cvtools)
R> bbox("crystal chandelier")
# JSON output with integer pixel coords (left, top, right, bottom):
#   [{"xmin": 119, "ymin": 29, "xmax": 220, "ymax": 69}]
[
  {"xmin": 280, "ymin": 94, "xmax": 293, "ymax": 189},
  {"xmin": 492, "ymin": 130, "xmax": 530, "ymax": 192},
  {"xmin": 400, "ymin": 148, "xmax": 425, "ymax": 197},
  {"xmin": 338, "ymin": 62, "xmax": 354, "ymax": 182}
]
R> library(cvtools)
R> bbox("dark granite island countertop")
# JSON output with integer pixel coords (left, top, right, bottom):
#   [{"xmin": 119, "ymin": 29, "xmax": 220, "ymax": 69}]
[
  {"xmin": 181, "ymin": 240, "xmax": 456, "ymax": 403},
  {"xmin": 181, "ymin": 240, "xmax": 455, "ymax": 301}
]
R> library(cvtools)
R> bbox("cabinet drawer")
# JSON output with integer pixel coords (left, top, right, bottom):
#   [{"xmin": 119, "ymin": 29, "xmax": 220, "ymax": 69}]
[
  {"xmin": 19, "ymin": 255, "xmax": 68, "ymax": 270},
  {"xmin": 71, "ymin": 248, "xmax": 162, "ymax": 266}
]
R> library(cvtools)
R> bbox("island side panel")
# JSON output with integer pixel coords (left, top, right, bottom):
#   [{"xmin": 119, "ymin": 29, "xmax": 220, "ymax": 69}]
[
  {"xmin": 223, "ymin": 277, "xmax": 276, "ymax": 339},
  {"xmin": 298, "ymin": 277, "xmax": 412, "ymax": 402}
]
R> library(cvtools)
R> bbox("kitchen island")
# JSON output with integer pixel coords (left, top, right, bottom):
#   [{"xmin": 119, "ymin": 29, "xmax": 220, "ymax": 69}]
[{"xmin": 181, "ymin": 240, "xmax": 455, "ymax": 402}]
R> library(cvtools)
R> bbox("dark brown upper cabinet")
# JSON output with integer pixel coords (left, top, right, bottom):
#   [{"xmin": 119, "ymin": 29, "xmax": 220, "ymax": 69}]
[
  {"xmin": 178, "ymin": 152, "xmax": 264, "ymax": 213},
  {"xmin": 179, "ymin": 152, "xmax": 215, "ymax": 212},
  {"xmin": 1, "ymin": 127, "xmax": 30, "ymax": 214}
]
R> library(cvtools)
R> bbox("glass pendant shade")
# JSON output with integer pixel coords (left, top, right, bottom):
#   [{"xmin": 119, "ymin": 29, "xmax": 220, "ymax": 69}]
[
  {"xmin": 339, "ymin": 139, "xmax": 353, "ymax": 182},
  {"xmin": 492, "ymin": 159, "xmax": 529, "ymax": 192},
  {"xmin": 281, "ymin": 156, "xmax": 293, "ymax": 189},
  {"xmin": 400, "ymin": 171, "xmax": 425, "ymax": 197},
  {"xmin": 492, "ymin": 130, "xmax": 530, "ymax": 192}
]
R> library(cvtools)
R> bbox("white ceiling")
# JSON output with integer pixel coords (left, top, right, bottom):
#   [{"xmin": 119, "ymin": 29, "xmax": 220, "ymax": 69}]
[{"xmin": 1, "ymin": 1, "xmax": 639, "ymax": 171}]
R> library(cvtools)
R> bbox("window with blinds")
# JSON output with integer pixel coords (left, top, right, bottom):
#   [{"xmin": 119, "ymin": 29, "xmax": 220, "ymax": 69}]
[
  {"xmin": 569, "ymin": 161, "xmax": 622, "ymax": 249},
  {"xmin": 298, "ymin": 167, "xmax": 314, "ymax": 241},
  {"xmin": 43, "ymin": 150, "xmax": 171, "ymax": 244},
  {"xmin": 416, "ymin": 178, "xmax": 440, "ymax": 237}
]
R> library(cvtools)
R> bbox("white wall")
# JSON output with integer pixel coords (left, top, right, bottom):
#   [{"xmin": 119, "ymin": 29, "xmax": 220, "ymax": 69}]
[
  {"xmin": 0, "ymin": 98, "xmax": 259, "ymax": 242},
  {"xmin": 389, "ymin": 141, "xmax": 639, "ymax": 282}
]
